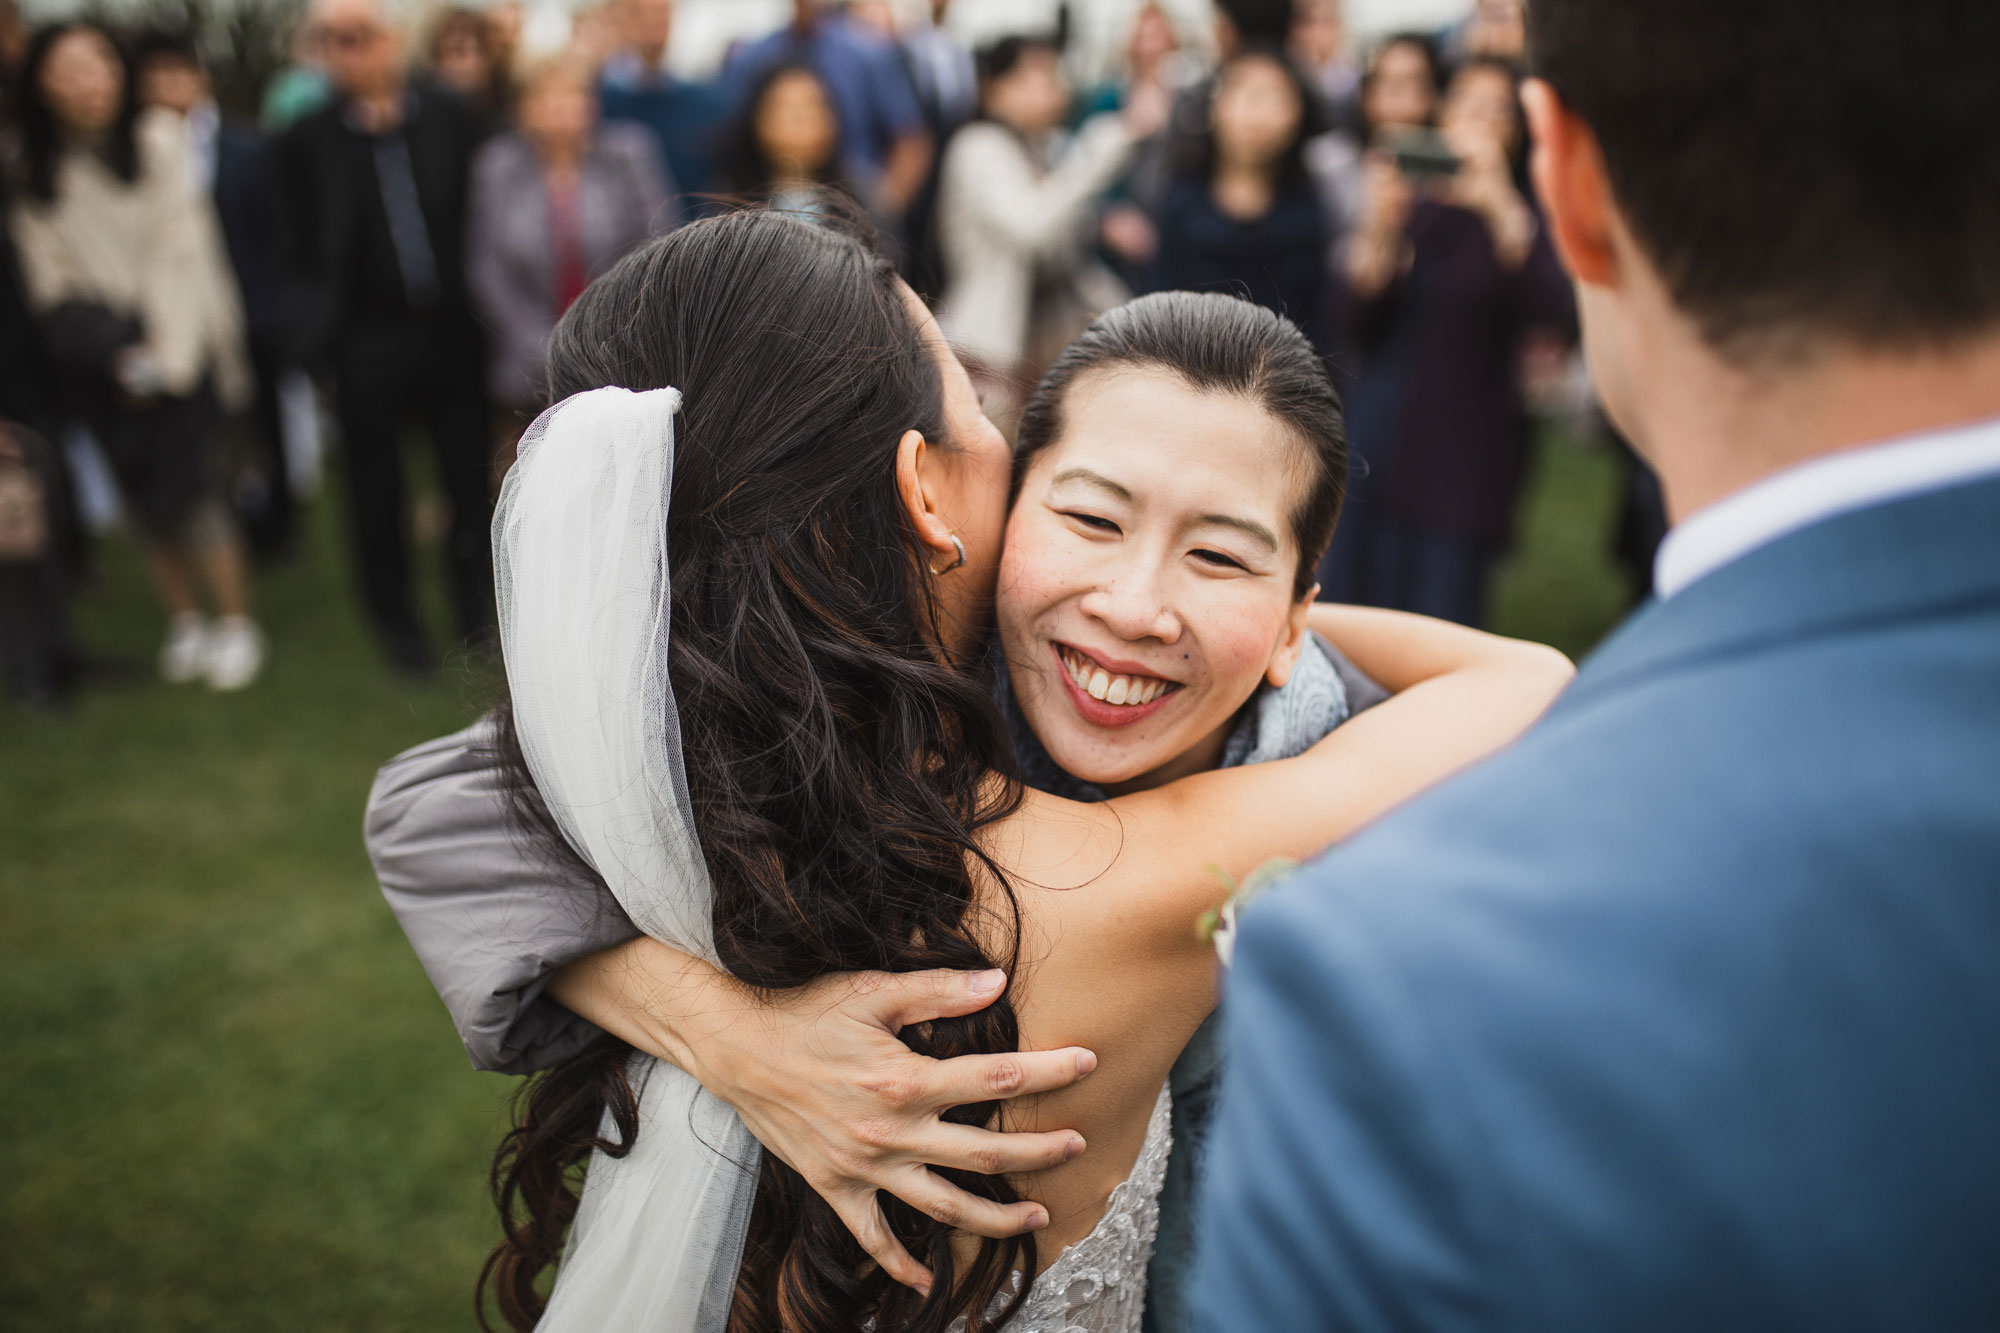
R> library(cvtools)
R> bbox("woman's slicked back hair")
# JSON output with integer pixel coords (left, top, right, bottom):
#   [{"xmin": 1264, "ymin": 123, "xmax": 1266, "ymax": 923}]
[{"xmin": 1015, "ymin": 291, "xmax": 1348, "ymax": 598}]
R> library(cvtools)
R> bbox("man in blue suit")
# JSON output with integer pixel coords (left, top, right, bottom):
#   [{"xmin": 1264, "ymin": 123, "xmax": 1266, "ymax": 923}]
[{"xmin": 1194, "ymin": 0, "xmax": 2000, "ymax": 1328}]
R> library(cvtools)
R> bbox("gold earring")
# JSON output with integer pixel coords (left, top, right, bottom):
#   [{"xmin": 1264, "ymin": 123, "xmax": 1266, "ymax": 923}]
[{"xmin": 930, "ymin": 533, "xmax": 967, "ymax": 576}]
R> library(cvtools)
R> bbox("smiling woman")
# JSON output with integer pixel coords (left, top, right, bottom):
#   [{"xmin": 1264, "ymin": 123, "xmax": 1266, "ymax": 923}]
[{"xmin": 1001, "ymin": 291, "xmax": 1348, "ymax": 793}]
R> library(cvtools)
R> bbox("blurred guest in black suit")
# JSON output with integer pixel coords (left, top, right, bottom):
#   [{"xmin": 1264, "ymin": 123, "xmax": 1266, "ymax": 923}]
[
  {"xmin": 279, "ymin": 0, "xmax": 493, "ymax": 672},
  {"xmin": 135, "ymin": 29, "xmax": 300, "ymax": 562}
]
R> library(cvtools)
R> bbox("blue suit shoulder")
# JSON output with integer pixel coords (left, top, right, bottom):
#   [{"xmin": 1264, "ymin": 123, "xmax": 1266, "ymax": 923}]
[{"xmin": 1196, "ymin": 493, "xmax": 2000, "ymax": 1332}]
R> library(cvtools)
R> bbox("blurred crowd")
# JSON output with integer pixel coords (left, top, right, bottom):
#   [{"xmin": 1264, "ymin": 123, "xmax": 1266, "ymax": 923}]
[{"xmin": 0, "ymin": 0, "xmax": 1654, "ymax": 712}]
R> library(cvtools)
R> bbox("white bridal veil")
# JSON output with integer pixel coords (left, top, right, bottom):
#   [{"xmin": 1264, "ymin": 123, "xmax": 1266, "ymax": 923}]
[{"xmin": 495, "ymin": 387, "xmax": 760, "ymax": 1331}]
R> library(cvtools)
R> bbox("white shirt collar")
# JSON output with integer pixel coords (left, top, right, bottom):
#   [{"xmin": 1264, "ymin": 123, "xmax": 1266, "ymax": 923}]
[{"xmin": 1654, "ymin": 415, "xmax": 2000, "ymax": 599}]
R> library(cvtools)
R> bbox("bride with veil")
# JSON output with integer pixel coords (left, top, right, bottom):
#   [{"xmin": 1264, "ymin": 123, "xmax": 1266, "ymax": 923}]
[{"xmin": 483, "ymin": 208, "xmax": 1565, "ymax": 1331}]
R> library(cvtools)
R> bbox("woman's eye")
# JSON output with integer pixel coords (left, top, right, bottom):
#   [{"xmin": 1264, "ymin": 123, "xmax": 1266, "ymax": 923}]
[
  {"xmin": 1063, "ymin": 512, "xmax": 1120, "ymax": 534},
  {"xmin": 1192, "ymin": 548, "xmax": 1247, "ymax": 571}
]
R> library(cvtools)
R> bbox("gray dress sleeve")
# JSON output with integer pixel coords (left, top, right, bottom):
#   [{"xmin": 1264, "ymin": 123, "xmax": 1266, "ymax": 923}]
[
  {"xmin": 1315, "ymin": 633, "xmax": 1393, "ymax": 715},
  {"xmin": 365, "ymin": 716, "xmax": 639, "ymax": 1074}
]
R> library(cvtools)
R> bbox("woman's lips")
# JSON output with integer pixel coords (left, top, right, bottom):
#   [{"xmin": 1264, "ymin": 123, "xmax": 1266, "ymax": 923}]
[{"xmin": 1052, "ymin": 642, "xmax": 1181, "ymax": 729}]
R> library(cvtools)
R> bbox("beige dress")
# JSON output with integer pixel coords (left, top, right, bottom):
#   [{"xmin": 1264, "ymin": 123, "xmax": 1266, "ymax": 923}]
[{"xmin": 7, "ymin": 108, "xmax": 252, "ymax": 412}]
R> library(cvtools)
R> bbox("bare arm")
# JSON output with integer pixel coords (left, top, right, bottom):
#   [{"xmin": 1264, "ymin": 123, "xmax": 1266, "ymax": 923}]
[
  {"xmin": 544, "ymin": 611, "xmax": 1567, "ymax": 1287},
  {"xmin": 366, "ymin": 719, "xmax": 1093, "ymax": 1290},
  {"xmin": 1305, "ymin": 602, "xmax": 1570, "ymax": 694},
  {"xmin": 1012, "ymin": 616, "xmax": 1574, "ymax": 1026}
]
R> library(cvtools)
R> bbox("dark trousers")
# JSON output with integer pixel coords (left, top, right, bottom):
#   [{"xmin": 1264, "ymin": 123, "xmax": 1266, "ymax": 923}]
[
  {"xmin": 86, "ymin": 386, "xmax": 222, "ymax": 544},
  {"xmin": 0, "ymin": 556, "xmax": 71, "ymax": 699},
  {"xmin": 237, "ymin": 337, "xmax": 297, "ymax": 560},
  {"xmin": 1319, "ymin": 500, "xmax": 1496, "ymax": 628},
  {"xmin": 0, "ymin": 428, "xmax": 77, "ymax": 702},
  {"xmin": 332, "ymin": 318, "xmax": 493, "ymax": 646}
]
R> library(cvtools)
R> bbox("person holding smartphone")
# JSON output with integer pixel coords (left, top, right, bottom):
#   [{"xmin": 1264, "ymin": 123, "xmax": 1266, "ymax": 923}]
[{"xmin": 1320, "ymin": 53, "xmax": 1573, "ymax": 628}]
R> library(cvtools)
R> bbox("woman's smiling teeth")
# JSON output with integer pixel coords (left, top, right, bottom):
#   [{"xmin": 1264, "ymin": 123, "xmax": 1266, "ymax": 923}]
[{"xmin": 1059, "ymin": 646, "xmax": 1177, "ymax": 706}]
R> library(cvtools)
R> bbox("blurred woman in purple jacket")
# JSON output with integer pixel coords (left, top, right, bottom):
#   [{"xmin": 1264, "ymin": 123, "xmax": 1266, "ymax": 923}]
[
  {"xmin": 1319, "ymin": 54, "xmax": 1572, "ymax": 627},
  {"xmin": 467, "ymin": 53, "xmax": 670, "ymax": 478}
]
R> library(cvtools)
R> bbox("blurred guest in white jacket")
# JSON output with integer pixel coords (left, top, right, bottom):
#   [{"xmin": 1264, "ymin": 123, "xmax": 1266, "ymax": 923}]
[
  {"xmin": 8, "ymin": 22, "xmax": 264, "ymax": 690},
  {"xmin": 933, "ymin": 34, "xmax": 1164, "ymax": 413}
]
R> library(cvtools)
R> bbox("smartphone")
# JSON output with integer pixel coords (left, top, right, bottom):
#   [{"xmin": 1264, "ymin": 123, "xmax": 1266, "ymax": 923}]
[{"xmin": 1382, "ymin": 128, "xmax": 1461, "ymax": 181}]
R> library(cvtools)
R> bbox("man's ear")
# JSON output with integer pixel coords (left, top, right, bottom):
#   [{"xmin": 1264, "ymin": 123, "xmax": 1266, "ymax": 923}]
[
  {"xmin": 1522, "ymin": 79, "xmax": 1618, "ymax": 289},
  {"xmin": 893, "ymin": 428, "xmax": 962, "ymax": 569},
  {"xmin": 1265, "ymin": 586, "xmax": 1317, "ymax": 689}
]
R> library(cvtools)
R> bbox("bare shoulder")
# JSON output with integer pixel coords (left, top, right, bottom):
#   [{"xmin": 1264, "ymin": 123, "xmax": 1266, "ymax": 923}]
[{"xmin": 971, "ymin": 792, "xmax": 1211, "ymax": 1244}]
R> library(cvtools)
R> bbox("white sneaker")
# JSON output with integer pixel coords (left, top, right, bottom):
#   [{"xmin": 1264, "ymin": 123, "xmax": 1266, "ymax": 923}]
[
  {"xmin": 159, "ymin": 613, "xmax": 211, "ymax": 684},
  {"xmin": 204, "ymin": 616, "xmax": 267, "ymax": 692}
]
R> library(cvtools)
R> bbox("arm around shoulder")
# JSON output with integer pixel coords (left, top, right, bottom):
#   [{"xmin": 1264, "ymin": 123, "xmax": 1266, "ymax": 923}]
[{"xmin": 365, "ymin": 718, "xmax": 639, "ymax": 1073}]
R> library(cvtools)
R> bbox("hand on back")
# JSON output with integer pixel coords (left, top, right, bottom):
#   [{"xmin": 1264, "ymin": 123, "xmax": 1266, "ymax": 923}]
[{"xmin": 689, "ymin": 966, "xmax": 1096, "ymax": 1293}]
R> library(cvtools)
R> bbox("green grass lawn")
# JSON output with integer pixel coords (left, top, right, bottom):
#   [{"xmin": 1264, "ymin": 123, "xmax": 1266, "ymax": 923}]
[
  {"xmin": 0, "ymin": 502, "xmax": 513, "ymax": 1330},
  {"xmin": 0, "ymin": 429, "xmax": 1635, "ymax": 1329}
]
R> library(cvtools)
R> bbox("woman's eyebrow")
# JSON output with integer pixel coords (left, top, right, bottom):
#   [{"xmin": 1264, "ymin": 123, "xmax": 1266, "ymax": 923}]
[
  {"xmin": 1198, "ymin": 513, "xmax": 1280, "ymax": 552},
  {"xmin": 1049, "ymin": 466, "xmax": 1133, "ymax": 501}
]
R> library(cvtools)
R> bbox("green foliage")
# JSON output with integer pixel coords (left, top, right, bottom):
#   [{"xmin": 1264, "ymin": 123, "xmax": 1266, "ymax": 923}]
[
  {"xmin": 1196, "ymin": 857, "xmax": 1300, "ymax": 949},
  {"xmin": 1492, "ymin": 425, "xmax": 1638, "ymax": 661}
]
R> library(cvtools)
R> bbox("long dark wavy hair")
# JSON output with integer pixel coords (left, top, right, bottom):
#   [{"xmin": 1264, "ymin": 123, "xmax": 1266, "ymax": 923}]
[
  {"xmin": 1015, "ymin": 291, "xmax": 1349, "ymax": 599},
  {"xmin": 11, "ymin": 22, "xmax": 143, "ymax": 204},
  {"xmin": 476, "ymin": 208, "xmax": 1036, "ymax": 1333}
]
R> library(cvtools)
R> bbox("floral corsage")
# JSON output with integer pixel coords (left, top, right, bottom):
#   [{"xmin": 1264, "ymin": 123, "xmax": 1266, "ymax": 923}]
[{"xmin": 1196, "ymin": 857, "xmax": 1299, "ymax": 969}]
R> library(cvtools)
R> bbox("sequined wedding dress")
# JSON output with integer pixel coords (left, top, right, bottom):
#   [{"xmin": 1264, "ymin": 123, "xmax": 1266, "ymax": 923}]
[{"xmin": 952, "ymin": 1085, "xmax": 1174, "ymax": 1333}]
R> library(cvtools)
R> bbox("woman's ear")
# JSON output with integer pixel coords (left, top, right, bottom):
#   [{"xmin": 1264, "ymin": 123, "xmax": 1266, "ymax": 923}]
[
  {"xmin": 1264, "ymin": 585, "xmax": 1318, "ymax": 689},
  {"xmin": 893, "ymin": 428, "xmax": 964, "ymax": 569}
]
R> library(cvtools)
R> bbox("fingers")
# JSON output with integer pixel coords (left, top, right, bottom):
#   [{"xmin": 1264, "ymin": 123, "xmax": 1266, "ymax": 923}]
[
  {"xmin": 832, "ymin": 1190, "xmax": 934, "ymax": 1297},
  {"xmin": 918, "ymin": 1121, "xmax": 1086, "ymax": 1177},
  {"xmin": 922, "ymin": 1046, "xmax": 1097, "ymax": 1111},
  {"xmin": 853, "ymin": 967, "xmax": 1010, "ymax": 1030},
  {"xmin": 890, "ymin": 1165, "xmax": 1052, "ymax": 1241}
]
